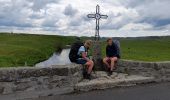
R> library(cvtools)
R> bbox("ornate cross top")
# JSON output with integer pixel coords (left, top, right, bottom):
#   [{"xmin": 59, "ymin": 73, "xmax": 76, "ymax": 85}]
[{"xmin": 87, "ymin": 5, "xmax": 108, "ymax": 41}]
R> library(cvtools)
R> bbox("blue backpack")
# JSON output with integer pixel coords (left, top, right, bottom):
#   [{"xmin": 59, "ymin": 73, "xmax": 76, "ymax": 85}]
[{"xmin": 113, "ymin": 40, "xmax": 121, "ymax": 58}]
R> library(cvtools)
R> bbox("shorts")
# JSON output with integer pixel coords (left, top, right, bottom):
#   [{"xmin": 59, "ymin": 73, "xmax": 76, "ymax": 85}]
[
  {"xmin": 106, "ymin": 57, "xmax": 118, "ymax": 64},
  {"xmin": 76, "ymin": 59, "xmax": 87, "ymax": 65}
]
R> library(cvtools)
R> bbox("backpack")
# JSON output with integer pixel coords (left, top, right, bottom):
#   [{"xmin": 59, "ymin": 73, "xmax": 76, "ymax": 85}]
[
  {"xmin": 69, "ymin": 42, "xmax": 84, "ymax": 62},
  {"xmin": 113, "ymin": 40, "xmax": 121, "ymax": 58}
]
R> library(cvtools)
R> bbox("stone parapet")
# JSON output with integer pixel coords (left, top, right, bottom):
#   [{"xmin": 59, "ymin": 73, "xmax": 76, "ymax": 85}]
[{"xmin": 0, "ymin": 64, "xmax": 83, "ymax": 96}]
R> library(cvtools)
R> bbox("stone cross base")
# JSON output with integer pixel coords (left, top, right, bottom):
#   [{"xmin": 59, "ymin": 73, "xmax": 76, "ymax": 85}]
[{"xmin": 92, "ymin": 41, "xmax": 103, "ymax": 70}]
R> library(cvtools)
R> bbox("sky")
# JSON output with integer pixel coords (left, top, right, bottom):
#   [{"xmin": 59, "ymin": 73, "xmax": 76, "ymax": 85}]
[{"xmin": 0, "ymin": 0, "xmax": 170, "ymax": 37}]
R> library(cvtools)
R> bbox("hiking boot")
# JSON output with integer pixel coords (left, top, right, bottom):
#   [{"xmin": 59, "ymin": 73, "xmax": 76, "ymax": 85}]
[
  {"xmin": 108, "ymin": 70, "xmax": 113, "ymax": 76},
  {"xmin": 86, "ymin": 74, "xmax": 91, "ymax": 80},
  {"xmin": 82, "ymin": 66, "xmax": 88, "ymax": 79},
  {"xmin": 85, "ymin": 74, "xmax": 96, "ymax": 80},
  {"xmin": 83, "ymin": 70, "xmax": 87, "ymax": 78}
]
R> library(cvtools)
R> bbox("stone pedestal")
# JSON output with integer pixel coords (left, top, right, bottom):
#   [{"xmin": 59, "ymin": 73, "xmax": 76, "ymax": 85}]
[{"xmin": 92, "ymin": 41, "xmax": 103, "ymax": 70}]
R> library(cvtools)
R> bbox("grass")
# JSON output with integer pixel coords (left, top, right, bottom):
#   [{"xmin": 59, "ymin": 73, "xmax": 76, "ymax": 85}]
[
  {"xmin": 120, "ymin": 37, "xmax": 170, "ymax": 61},
  {"xmin": 101, "ymin": 37, "xmax": 170, "ymax": 62},
  {"xmin": 0, "ymin": 32, "xmax": 170, "ymax": 67},
  {"xmin": 0, "ymin": 33, "xmax": 76, "ymax": 67}
]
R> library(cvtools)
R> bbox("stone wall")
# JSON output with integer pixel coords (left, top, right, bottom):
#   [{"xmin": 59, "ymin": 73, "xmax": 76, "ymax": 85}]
[
  {"xmin": 117, "ymin": 60, "xmax": 170, "ymax": 82},
  {"xmin": 0, "ymin": 64, "xmax": 83, "ymax": 96},
  {"xmin": 0, "ymin": 60, "xmax": 170, "ymax": 99}
]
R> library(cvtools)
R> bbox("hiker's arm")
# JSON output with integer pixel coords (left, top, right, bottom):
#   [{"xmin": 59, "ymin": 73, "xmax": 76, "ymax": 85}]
[{"xmin": 82, "ymin": 52, "xmax": 90, "ymax": 61}]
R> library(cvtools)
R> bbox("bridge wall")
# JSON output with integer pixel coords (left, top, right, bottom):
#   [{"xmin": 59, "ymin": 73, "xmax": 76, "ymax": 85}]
[
  {"xmin": 0, "ymin": 64, "xmax": 83, "ymax": 96},
  {"xmin": 0, "ymin": 60, "xmax": 170, "ymax": 99},
  {"xmin": 117, "ymin": 60, "xmax": 170, "ymax": 82}
]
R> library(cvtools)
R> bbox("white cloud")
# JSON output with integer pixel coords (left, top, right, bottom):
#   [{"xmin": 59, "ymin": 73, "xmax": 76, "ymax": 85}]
[
  {"xmin": 0, "ymin": 0, "xmax": 170, "ymax": 37},
  {"xmin": 119, "ymin": 23, "xmax": 153, "ymax": 31},
  {"xmin": 63, "ymin": 4, "xmax": 78, "ymax": 17}
]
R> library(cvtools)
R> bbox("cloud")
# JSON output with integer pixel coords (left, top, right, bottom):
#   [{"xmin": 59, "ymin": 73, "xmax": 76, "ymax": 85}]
[
  {"xmin": 124, "ymin": 0, "xmax": 170, "ymax": 28},
  {"xmin": 119, "ymin": 23, "xmax": 153, "ymax": 31},
  {"xmin": 100, "ymin": 7, "xmax": 140, "ymax": 30},
  {"xmin": 0, "ymin": 0, "xmax": 33, "ymax": 27},
  {"xmin": 28, "ymin": 0, "xmax": 60, "ymax": 11},
  {"xmin": 63, "ymin": 4, "xmax": 78, "ymax": 17},
  {"xmin": 0, "ymin": 0, "xmax": 170, "ymax": 37}
]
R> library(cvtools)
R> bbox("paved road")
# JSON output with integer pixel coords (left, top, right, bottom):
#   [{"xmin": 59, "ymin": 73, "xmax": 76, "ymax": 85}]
[{"xmin": 27, "ymin": 82, "xmax": 170, "ymax": 100}]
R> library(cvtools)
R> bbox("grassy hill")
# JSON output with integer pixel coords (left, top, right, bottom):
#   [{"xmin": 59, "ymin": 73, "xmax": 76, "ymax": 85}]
[
  {"xmin": 103, "ymin": 37, "xmax": 170, "ymax": 62},
  {"xmin": 0, "ymin": 33, "xmax": 76, "ymax": 67},
  {"xmin": 87, "ymin": 36, "xmax": 170, "ymax": 62},
  {"xmin": 0, "ymin": 33, "xmax": 170, "ymax": 67}
]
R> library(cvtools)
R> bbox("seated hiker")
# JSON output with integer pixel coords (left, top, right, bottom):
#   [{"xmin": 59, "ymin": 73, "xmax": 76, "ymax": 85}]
[
  {"xmin": 103, "ymin": 38, "xmax": 121, "ymax": 76},
  {"xmin": 69, "ymin": 39, "xmax": 94, "ymax": 79}
]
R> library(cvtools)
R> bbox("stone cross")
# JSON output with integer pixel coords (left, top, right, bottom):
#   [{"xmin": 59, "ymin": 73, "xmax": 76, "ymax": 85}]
[
  {"xmin": 87, "ymin": 5, "xmax": 108, "ymax": 70},
  {"xmin": 87, "ymin": 5, "xmax": 108, "ymax": 41}
]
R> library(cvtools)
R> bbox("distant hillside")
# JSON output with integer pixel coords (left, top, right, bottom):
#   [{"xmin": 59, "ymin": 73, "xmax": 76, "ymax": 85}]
[{"xmin": 101, "ymin": 36, "xmax": 170, "ymax": 41}]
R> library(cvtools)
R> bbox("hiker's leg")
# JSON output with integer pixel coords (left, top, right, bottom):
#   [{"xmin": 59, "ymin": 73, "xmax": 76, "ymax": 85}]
[
  {"xmin": 85, "ymin": 60, "xmax": 94, "ymax": 74},
  {"xmin": 103, "ymin": 57, "xmax": 110, "ymax": 68},
  {"xmin": 110, "ymin": 57, "xmax": 118, "ymax": 71},
  {"xmin": 76, "ymin": 59, "xmax": 88, "ymax": 74}
]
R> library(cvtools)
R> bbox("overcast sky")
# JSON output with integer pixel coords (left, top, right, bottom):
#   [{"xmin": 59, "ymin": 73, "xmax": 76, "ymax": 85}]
[{"xmin": 0, "ymin": 0, "xmax": 170, "ymax": 37}]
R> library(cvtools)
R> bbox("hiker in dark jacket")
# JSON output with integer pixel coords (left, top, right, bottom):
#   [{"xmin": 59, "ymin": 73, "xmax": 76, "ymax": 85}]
[{"xmin": 103, "ymin": 38, "xmax": 119, "ymax": 76}]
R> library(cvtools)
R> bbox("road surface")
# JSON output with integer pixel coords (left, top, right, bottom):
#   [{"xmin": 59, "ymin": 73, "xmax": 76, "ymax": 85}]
[{"xmin": 26, "ymin": 82, "xmax": 170, "ymax": 100}]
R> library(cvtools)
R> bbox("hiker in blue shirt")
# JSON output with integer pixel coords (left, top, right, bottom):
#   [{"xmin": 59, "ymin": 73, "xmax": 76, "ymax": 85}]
[
  {"xmin": 103, "ymin": 38, "xmax": 119, "ymax": 76},
  {"xmin": 77, "ymin": 40, "xmax": 94, "ymax": 79}
]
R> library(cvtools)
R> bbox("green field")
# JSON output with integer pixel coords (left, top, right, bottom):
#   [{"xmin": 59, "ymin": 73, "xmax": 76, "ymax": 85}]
[
  {"xmin": 0, "ymin": 33, "xmax": 76, "ymax": 67},
  {"xmin": 101, "ymin": 37, "xmax": 170, "ymax": 62},
  {"xmin": 0, "ymin": 33, "xmax": 170, "ymax": 67}
]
